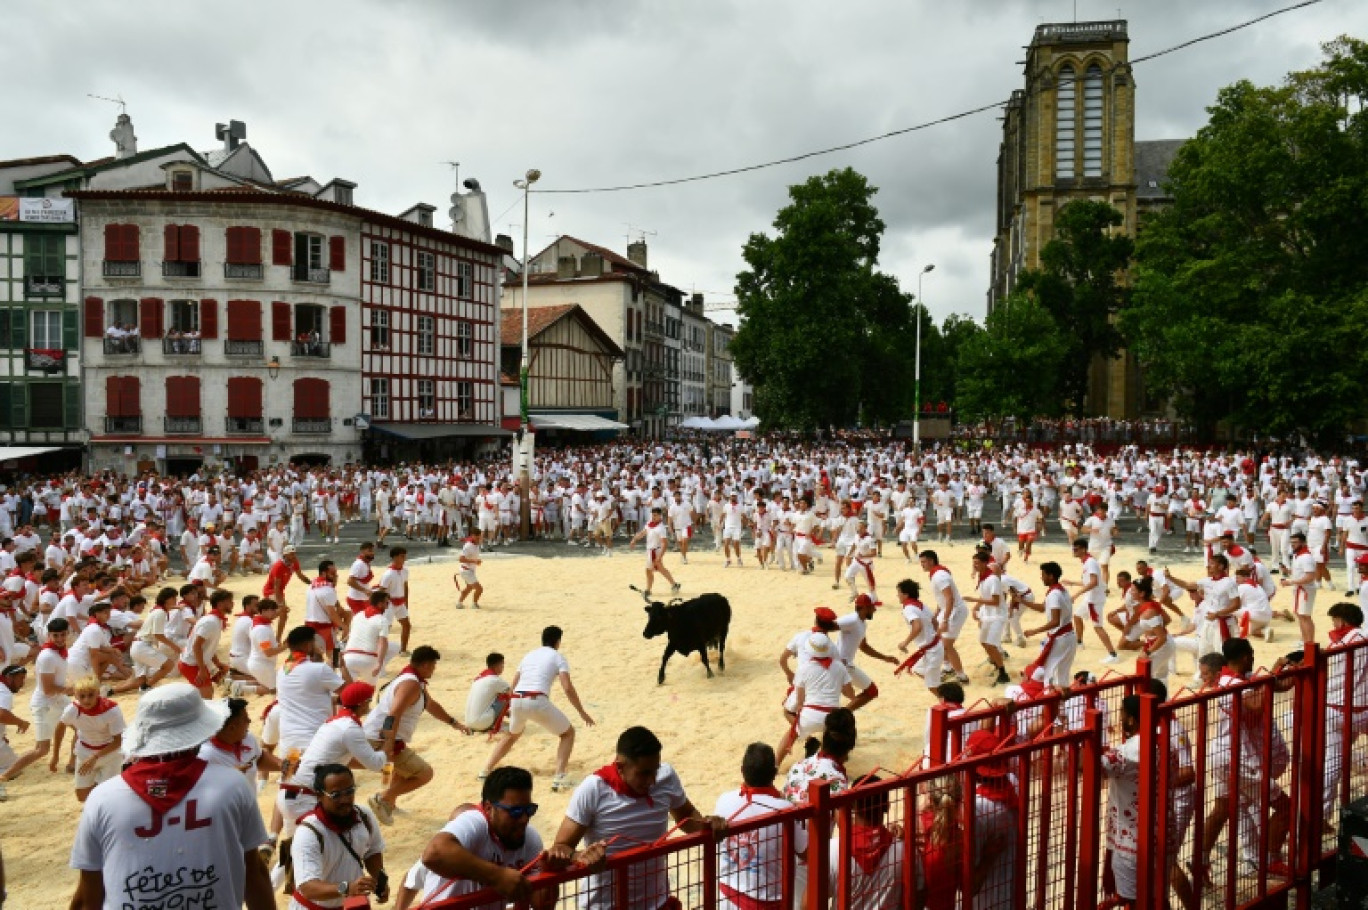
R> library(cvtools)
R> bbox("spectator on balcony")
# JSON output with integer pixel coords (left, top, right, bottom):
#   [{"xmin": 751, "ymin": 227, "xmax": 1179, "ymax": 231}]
[{"xmin": 714, "ymin": 743, "xmax": 806, "ymax": 910}]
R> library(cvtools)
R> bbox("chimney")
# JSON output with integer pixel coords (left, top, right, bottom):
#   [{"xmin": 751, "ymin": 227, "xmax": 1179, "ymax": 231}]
[
  {"xmin": 557, "ymin": 256, "xmax": 577, "ymax": 279},
  {"xmin": 215, "ymin": 120, "xmax": 247, "ymax": 152},
  {"xmin": 110, "ymin": 113, "xmax": 138, "ymax": 160},
  {"xmin": 627, "ymin": 240, "xmax": 648, "ymax": 269},
  {"xmin": 582, "ymin": 252, "xmax": 604, "ymax": 278},
  {"xmin": 495, "ymin": 234, "xmax": 515, "ymax": 255},
  {"xmin": 691, "ymin": 293, "xmax": 704, "ymax": 314}
]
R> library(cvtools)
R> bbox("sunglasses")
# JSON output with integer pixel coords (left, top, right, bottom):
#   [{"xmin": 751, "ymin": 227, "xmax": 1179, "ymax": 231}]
[
  {"xmin": 492, "ymin": 801, "xmax": 539, "ymax": 820},
  {"xmin": 322, "ymin": 786, "xmax": 358, "ymax": 800}
]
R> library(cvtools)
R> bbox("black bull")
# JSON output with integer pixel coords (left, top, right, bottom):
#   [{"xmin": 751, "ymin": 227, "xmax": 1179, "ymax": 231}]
[{"xmin": 637, "ymin": 590, "xmax": 732, "ymax": 685}]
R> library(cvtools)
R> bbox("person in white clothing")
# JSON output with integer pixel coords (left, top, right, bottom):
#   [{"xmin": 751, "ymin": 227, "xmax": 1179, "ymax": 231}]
[
  {"xmin": 377, "ymin": 547, "xmax": 413, "ymax": 656},
  {"xmin": 920, "ymin": 551, "xmax": 970, "ymax": 684},
  {"xmin": 629, "ymin": 507, "xmax": 681, "ymax": 596},
  {"xmin": 713, "ymin": 743, "xmax": 808, "ymax": 910},
  {"xmin": 275, "ymin": 626, "xmax": 346, "ymax": 763},
  {"xmin": 827, "ymin": 777, "xmax": 905, "ymax": 910},
  {"xmin": 1280, "ymin": 531, "xmax": 1320, "ymax": 644},
  {"xmin": 238, "ymin": 599, "xmax": 286, "ymax": 695},
  {"xmin": 289, "ymin": 764, "xmax": 389, "ymax": 908},
  {"xmin": 776, "ymin": 632, "xmax": 856, "ymax": 759},
  {"xmin": 894, "ymin": 579, "xmax": 945, "ymax": 694},
  {"xmin": 0, "ymin": 618, "xmax": 72, "ymax": 786},
  {"xmin": 1064, "ymin": 539, "xmax": 1121, "ymax": 663},
  {"xmin": 464, "ymin": 653, "xmax": 512, "ymax": 733},
  {"xmin": 964, "ymin": 550, "xmax": 1011, "ymax": 685},
  {"xmin": 1023, "ymin": 562, "xmax": 1078, "ymax": 688},
  {"xmin": 480, "ymin": 627, "xmax": 595, "ymax": 791},
  {"xmin": 546, "ymin": 726, "xmax": 726, "ymax": 910},
  {"xmin": 455, "ymin": 530, "xmax": 484, "ymax": 609},
  {"xmin": 342, "ymin": 591, "xmax": 392, "ymax": 683},
  {"xmin": 57, "ymin": 676, "xmax": 126, "ymax": 801}
]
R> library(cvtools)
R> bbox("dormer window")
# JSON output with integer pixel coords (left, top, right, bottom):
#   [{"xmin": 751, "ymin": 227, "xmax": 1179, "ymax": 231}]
[
  {"xmin": 418, "ymin": 210, "xmax": 433, "ymax": 228},
  {"xmin": 169, "ymin": 168, "xmax": 195, "ymax": 192},
  {"xmin": 335, "ymin": 186, "xmax": 353, "ymax": 206}
]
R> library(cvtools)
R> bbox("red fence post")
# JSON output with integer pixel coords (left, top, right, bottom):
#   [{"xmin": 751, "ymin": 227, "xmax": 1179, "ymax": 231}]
[
  {"xmin": 806, "ymin": 780, "xmax": 832, "ymax": 910},
  {"xmin": 702, "ymin": 818, "xmax": 718, "ymax": 910},
  {"xmin": 928, "ymin": 703, "xmax": 949, "ymax": 766},
  {"xmin": 1135, "ymin": 693, "xmax": 1160, "ymax": 910},
  {"xmin": 1077, "ymin": 707, "xmax": 1103, "ymax": 910},
  {"xmin": 1296, "ymin": 644, "xmax": 1324, "ymax": 907}
]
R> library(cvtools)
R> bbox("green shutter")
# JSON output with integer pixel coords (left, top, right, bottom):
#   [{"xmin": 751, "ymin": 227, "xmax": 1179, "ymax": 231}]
[
  {"xmin": 0, "ymin": 384, "xmax": 9, "ymax": 430},
  {"xmin": 45, "ymin": 236, "xmax": 65, "ymax": 278},
  {"xmin": 64, "ymin": 382, "xmax": 80, "ymax": 429},
  {"xmin": 62, "ymin": 310, "xmax": 77, "ymax": 351},
  {"xmin": 11, "ymin": 384, "xmax": 26, "ymax": 430},
  {"xmin": 9, "ymin": 308, "xmax": 25, "ymax": 351}
]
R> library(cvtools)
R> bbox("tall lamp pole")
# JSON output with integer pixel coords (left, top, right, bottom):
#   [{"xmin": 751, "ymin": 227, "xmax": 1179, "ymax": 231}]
[
  {"xmin": 913, "ymin": 263, "xmax": 935, "ymax": 449},
  {"xmin": 513, "ymin": 168, "xmax": 541, "ymax": 540}
]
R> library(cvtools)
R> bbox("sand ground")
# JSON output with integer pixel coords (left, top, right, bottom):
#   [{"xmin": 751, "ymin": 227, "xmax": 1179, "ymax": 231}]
[{"xmin": 6, "ymin": 530, "xmax": 1303, "ymax": 908}]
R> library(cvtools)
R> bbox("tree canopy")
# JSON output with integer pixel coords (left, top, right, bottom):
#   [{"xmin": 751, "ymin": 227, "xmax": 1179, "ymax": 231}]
[
  {"xmin": 956, "ymin": 293, "xmax": 1069, "ymax": 421},
  {"xmin": 730, "ymin": 168, "xmax": 916, "ymax": 429}
]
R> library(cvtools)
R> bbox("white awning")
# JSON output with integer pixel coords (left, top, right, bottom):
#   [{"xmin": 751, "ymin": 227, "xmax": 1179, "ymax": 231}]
[
  {"xmin": 530, "ymin": 413, "xmax": 629, "ymax": 431},
  {"xmin": 0, "ymin": 446, "xmax": 70, "ymax": 462}
]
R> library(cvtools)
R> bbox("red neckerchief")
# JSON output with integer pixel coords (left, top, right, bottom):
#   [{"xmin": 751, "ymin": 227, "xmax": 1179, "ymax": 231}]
[
  {"xmin": 594, "ymin": 762, "xmax": 654, "ymax": 807},
  {"xmin": 1019, "ymin": 675, "xmax": 1045, "ymax": 699},
  {"xmin": 1329, "ymin": 626, "xmax": 1353, "ymax": 645},
  {"xmin": 88, "ymin": 619, "xmax": 111, "ymax": 633},
  {"xmin": 208, "ymin": 608, "xmax": 228, "ymax": 626},
  {"xmin": 209, "ymin": 736, "xmax": 248, "ymax": 760},
  {"xmin": 121, "ymin": 753, "xmax": 209, "ymax": 820},
  {"xmin": 42, "ymin": 641, "xmax": 67, "ymax": 659},
  {"xmin": 739, "ymin": 785, "xmax": 782, "ymax": 803},
  {"xmin": 647, "ymin": 520, "xmax": 660, "ymax": 529},
  {"xmin": 304, "ymin": 804, "xmax": 363, "ymax": 834},
  {"xmin": 283, "ymin": 650, "xmax": 310, "ymax": 674},
  {"xmin": 1294, "ymin": 546, "xmax": 1309, "ymax": 556},
  {"xmin": 311, "ymin": 577, "xmax": 333, "ymax": 589},
  {"xmin": 812, "ymin": 657, "xmax": 833, "ymax": 669},
  {"xmin": 251, "ymin": 615, "xmax": 273, "ymax": 626},
  {"xmin": 330, "ymin": 707, "xmax": 361, "ymax": 726},
  {"xmin": 1049, "ymin": 583, "xmax": 1066, "ymax": 594},
  {"xmin": 388, "ymin": 562, "xmax": 403, "ymax": 572},
  {"xmin": 817, "ymin": 751, "xmax": 848, "ymax": 777},
  {"xmin": 363, "ymin": 606, "xmax": 383, "ymax": 619},
  {"xmin": 474, "ymin": 668, "xmax": 499, "ymax": 681},
  {"xmin": 930, "ymin": 565, "xmax": 949, "ymax": 578},
  {"xmin": 1239, "ymin": 579, "xmax": 1260, "ymax": 588},
  {"xmin": 850, "ymin": 822, "xmax": 895, "ymax": 874},
  {"xmin": 1228, "ymin": 545, "xmax": 1246, "ymax": 557},
  {"xmin": 75, "ymin": 696, "xmax": 118, "ymax": 717}
]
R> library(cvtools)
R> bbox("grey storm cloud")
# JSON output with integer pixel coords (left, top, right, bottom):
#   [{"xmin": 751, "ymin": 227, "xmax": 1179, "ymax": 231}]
[{"xmin": 2, "ymin": 0, "xmax": 1363, "ymax": 324}]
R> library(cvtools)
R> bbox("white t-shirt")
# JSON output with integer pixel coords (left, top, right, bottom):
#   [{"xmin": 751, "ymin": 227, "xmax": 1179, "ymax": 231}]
[
  {"xmin": 180, "ymin": 611, "xmax": 227, "ymax": 668},
  {"xmin": 60, "ymin": 699, "xmax": 126, "ymax": 749},
  {"xmin": 793, "ymin": 658, "xmax": 851, "ymax": 708},
  {"xmin": 1080, "ymin": 557, "xmax": 1106, "ymax": 610},
  {"xmin": 291, "ymin": 806, "xmax": 386, "ymax": 907},
  {"xmin": 70, "ymin": 762, "xmax": 269, "ymax": 910},
  {"xmin": 276, "ymin": 661, "xmax": 344, "ymax": 751},
  {"xmin": 713, "ymin": 788, "xmax": 807, "ymax": 904},
  {"xmin": 31, "ymin": 645, "xmax": 69, "ymax": 709},
  {"xmin": 68, "ymin": 622, "xmax": 111, "ymax": 674},
  {"xmin": 929, "ymin": 567, "xmax": 966, "ymax": 621},
  {"xmin": 346, "ymin": 611, "xmax": 390, "ymax": 656},
  {"xmin": 565, "ymin": 764, "xmax": 689, "ymax": 910},
  {"xmin": 292, "ymin": 715, "xmax": 387, "ymax": 788},
  {"xmin": 515, "ymin": 646, "xmax": 569, "ymax": 696},
  {"xmin": 378, "ymin": 565, "xmax": 409, "ymax": 603},
  {"xmin": 411, "ymin": 809, "xmax": 545, "ymax": 910},
  {"xmin": 199, "ymin": 731, "xmax": 264, "ymax": 781},
  {"xmin": 304, "ymin": 581, "xmax": 339, "ymax": 625}
]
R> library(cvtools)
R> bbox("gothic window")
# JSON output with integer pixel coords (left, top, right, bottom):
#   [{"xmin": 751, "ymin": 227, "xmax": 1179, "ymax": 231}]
[{"xmin": 1083, "ymin": 64, "xmax": 1104, "ymax": 177}]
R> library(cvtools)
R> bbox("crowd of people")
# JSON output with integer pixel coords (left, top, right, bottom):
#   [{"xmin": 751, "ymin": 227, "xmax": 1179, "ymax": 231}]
[{"xmin": 0, "ymin": 436, "xmax": 1362, "ymax": 908}]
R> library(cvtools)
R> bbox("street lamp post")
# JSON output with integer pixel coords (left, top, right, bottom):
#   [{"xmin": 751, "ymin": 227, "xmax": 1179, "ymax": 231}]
[
  {"xmin": 513, "ymin": 168, "xmax": 541, "ymax": 539},
  {"xmin": 913, "ymin": 263, "xmax": 935, "ymax": 449}
]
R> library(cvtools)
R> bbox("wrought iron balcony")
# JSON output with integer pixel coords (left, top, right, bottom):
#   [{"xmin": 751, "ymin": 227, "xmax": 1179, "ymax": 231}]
[
  {"xmin": 226, "ymin": 417, "xmax": 264, "ymax": 435},
  {"xmin": 164, "ymin": 416, "xmax": 202, "ymax": 434},
  {"xmin": 102, "ymin": 260, "xmax": 140, "ymax": 277},
  {"xmin": 24, "ymin": 348, "xmax": 65, "ymax": 373},
  {"xmin": 161, "ymin": 261, "xmax": 201, "ymax": 278},
  {"xmin": 23, "ymin": 275, "xmax": 64, "ymax": 298},
  {"xmin": 103, "ymin": 336, "xmax": 140, "ymax": 355},
  {"xmin": 104, "ymin": 415, "xmax": 142, "ymax": 434},
  {"xmin": 292, "ymin": 266, "xmax": 330, "ymax": 284},
  {"xmin": 292, "ymin": 417, "xmax": 332, "ymax": 434},
  {"xmin": 162, "ymin": 337, "xmax": 203, "ymax": 356},
  {"xmin": 290, "ymin": 341, "xmax": 331, "ymax": 358},
  {"xmin": 224, "ymin": 262, "xmax": 263, "ymax": 279},
  {"xmin": 224, "ymin": 339, "xmax": 264, "ymax": 357}
]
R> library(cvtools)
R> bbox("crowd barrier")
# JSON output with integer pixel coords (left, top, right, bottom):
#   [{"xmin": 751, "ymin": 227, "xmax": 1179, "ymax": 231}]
[{"xmin": 428, "ymin": 638, "xmax": 1367, "ymax": 910}]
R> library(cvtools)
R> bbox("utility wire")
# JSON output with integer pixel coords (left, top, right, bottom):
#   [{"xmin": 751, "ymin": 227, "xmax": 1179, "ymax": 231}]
[{"xmin": 535, "ymin": 0, "xmax": 1323, "ymax": 196}]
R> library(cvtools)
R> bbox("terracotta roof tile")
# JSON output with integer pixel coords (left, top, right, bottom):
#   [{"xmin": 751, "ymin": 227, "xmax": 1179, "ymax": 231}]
[
  {"xmin": 0, "ymin": 154, "xmax": 83, "ymax": 170},
  {"xmin": 500, "ymin": 303, "xmax": 577, "ymax": 345}
]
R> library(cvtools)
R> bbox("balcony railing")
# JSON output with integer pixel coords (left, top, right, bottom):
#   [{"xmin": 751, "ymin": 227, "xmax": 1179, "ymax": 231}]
[
  {"xmin": 290, "ymin": 341, "xmax": 331, "ymax": 358},
  {"xmin": 224, "ymin": 339, "xmax": 264, "ymax": 357},
  {"xmin": 292, "ymin": 417, "xmax": 332, "ymax": 434},
  {"xmin": 292, "ymin": 266, "xmax": 330, "ymax": 284},
  {"xmin": 224, "ymin": 262, "xmax": 263, "ymax": 279},
  {"xmin": 103, "ymin": 336, "xmax": 141, "ymax": 355},
  {"xmin": 104, "ymin": 416, "xmax": 142, "ymax": 434},
  {"xmin": 161, "ymin": 261, "xmax": 201, "ymax": 278},
  {"xmin": 24, "ymin": 348, "xmax": 65, "ymax": 373},
  {"xmin": 23, "ymin": 275, "xmax": 64, "ymax": 298},
  {"xmin": 226, "ymin": 416, "xmax": 264, "ymax": 435},
  {"xmin": 164, "ymin": 416, "xmax": 202, "ymax": 434},
  {"xmin": 162, "ymin": 337, "xmax": 203, "ymax": 356},
  {"xmin": 102, "ymin": 260, "xmax": 140, "ymax": 277}
]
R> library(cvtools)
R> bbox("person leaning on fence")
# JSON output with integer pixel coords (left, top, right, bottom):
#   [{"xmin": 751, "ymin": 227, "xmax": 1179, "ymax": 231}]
[
  {"xmin": 827, "ymin": 775, "xmax": 903, "ymax": 910},
  {"xmin": 1304, "ymin": 602, "xmax": 1367, "ymax": 829},
  {"xmin": 1196, "ymin": 637, "xmax": 1294, "ymax": 885},
  {"xmin": 547, "ymin": 725, "xmax": 727, "ymax": 910},
  {"xmin": 713, "ymin": 742, "xmax": 806, "ymax": 910},
  {"xmin": 960, "ymin": 729, "xmax": 1018, "ymax": 910}
]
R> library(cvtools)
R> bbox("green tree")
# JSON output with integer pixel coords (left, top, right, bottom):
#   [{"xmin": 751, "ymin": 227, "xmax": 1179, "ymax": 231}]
[
  {"xmin": 1018, "ymin": 200, "xmax": 1133, "ymax": 415},
  {"xmin": 730, "ymin": 168, "xmax": 914, "ymax": 429},
  {"xmin": 1122, "ymin": 37, "xmax": 1368, "ymax": 444},
  {"xmin": 955, "ymin": 294, "xmax": 1068, "ymax": 421},
  {"xmin": 923, "ymin": 313, "xmax": 985, "ymax": 409}
]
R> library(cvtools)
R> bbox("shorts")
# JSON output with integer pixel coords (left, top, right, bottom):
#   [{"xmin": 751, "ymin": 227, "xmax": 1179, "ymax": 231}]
[
  {"xmin": 179, "ymin": 660, "xmax": 211, "ymax": 687},
  {"xmin": 306, "ymin": 623, "xmax": 336, "ymax": 652},
  {"xmin": 899, "ymin": 528, "xmax": 920, "ymax": 544},
  {"xmin": 936, "ymin": 510, "xmax": 953, "ymax": 524},
  {"xmin": 460, "ymin": 567, "xmax": 478, "ymax": 585},
  {"xmin": 31, "ymin": 701, "xmax": 66, "ymax": 742},
  {"xmin": 277, "ymin": 788, "xmax": 318, "ymax": 838},
  {"xmin": 1185, "ymin": 519, "xmax": 1200, "ymax": 533},
  {"xmin": 261, "ymin": 704, "xmax": 280, "ymax": 748},
  {"xmin": 646, "ymin": 548, "xmax": 663, "ymax": 570},
  {"xmin": 389, "ymin": 600, "xmax": 409, "ymax": 621},
  {"xmin": 943, "ymin": 603, "xmax": 969, "ymax": 641},
  {"xmin": 368, "ymin": 741, "xmax": 431, "ymax": 780},
  {"xmin": 74, "ymin": 746, "xmax": 122, "ymax": 790},
  {"xmin": 1083, "ymin": 600, "xmax": 1106, "ymax": 626},
  {"xmin": 130, "ymin": 640, "xmax": 171, "ymax": 675},
  {"xmin": 1017, "ymin": 532, "xmax": 1037, "ymax": 544},
  {"xmin": 723, "ymin": 527, "xmax": 742, "ymax": 542},
  {"xmin": 342, "ymin": 652, "xmax": 379, "ymax": 682},
  {"xmin": 230, "ymin": 652, "xmax": 250, "ymax": 675},
  {"xmin": 796, "ymin": 706, "xmax": 836, "ymax": 738},
  {"xmin": 794, "ymin": 537, "xmax": 816, "ymax": 557},
  {"xmin": 1041, "ymin": 633, "xmax": 1078, "ymax": 688},
  {"xmin": 846, "ymin": 663, "xmax": 873, "ymax": 690},
  {"xmin": 906, "ymin": 645, "xmax": 945, "ymax": 688},
  {"xmin": 1293, "ymin": 587, "xmax": 1317, "ymax": 618},
  {"xmin": 248, "ymin": 659, "xmax": 278, "ymax": 690},
  {"xmin": 0, "ymin": 739, "xmax": 16, "ymax": 775},
  {"xmin": 835, "ymin": 538, "xmax": 856, "ymax": 558},
  {"xmin": 507, "ymin": 694, "xmax": 571, "ymax": 736},
  {"xmin": 979, "ymin": 618, "xmax": 1005, "ymax": 648},
  {"xmin": 1094, "ymin": 547, "xmax": 1113, "ymax": 567},
  {"xmin": 967, "ymin": 505, "xmax": 983, "ymax": 519}
]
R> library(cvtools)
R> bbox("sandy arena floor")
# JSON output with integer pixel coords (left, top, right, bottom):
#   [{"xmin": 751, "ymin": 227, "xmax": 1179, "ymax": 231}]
[{"xmin": 6, "ymin": 531, "xmax": 1302, "ymax": 908}]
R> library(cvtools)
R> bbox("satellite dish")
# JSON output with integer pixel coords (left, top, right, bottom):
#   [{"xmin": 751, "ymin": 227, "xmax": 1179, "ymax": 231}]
[
  {"xmin": 449, "ymin": 206, "xmax": 464, "ymax": 224},
  {"xmin": 450, "ymin": 192, "xmax": 462, "ymax": 204}
]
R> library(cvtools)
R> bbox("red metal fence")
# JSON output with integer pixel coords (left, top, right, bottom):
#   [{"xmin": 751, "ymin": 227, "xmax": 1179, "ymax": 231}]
[{"xmin": 427, "ymin": 639, "xmax": 1367, "ymax": 910}]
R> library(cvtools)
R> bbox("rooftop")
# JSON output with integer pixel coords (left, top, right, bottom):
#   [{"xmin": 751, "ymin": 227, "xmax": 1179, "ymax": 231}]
[
  {"xmin": 1032, "ymin": 20, "xmax": 1128, "ymax": 45},
  {"xmin": 499, "ymin": 303, "xmax": 625, "ymax": 358},
  {"xmin": 1135, "ymin": 139, "xmax": 1185, "ymax": 199}
]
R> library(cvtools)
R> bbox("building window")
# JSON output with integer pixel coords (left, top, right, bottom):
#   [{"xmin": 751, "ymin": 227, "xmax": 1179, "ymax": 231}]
[
  {"xmin": 295, "ymin": 304, "xmax": 325, "ymax": 340},
  {"xmin": 417, "ymin": 315, "xmax": 435, "ymax": 355},
  {"xmin": 30, "ymin": 311, "xmax": 62, "ymax": 349},
  {"xmin": 370, "ymin": 241, "xmax": 389, "ymax": 283},
  {"xmin": 1055, "ymin": 64, "xmax": 1076, "ymax": 180},
  {"xmin": 370, "ymin": 377, "xmax": 389, "ymax": 419},
  {"xmin": 293, "ymin": 233, "xmax": 327, "ymax": 282},
  {"xmin": 109, "ymin": 299, "xmax": 138, "ymax": 330},
  {"xmin": 370, "ymin": 308, "xmax": 390, "ymax": 349},
  {"xmin": 28, "ymin": 382, "xmax": 64, "ymax": 429},
  {"xmin": 416, "ymin": 251, "xmax": 435, "ymax": 291},
  {"xmin": 455, "ymin": 380, "xmax": 473, "ymax": 419},
  {"xmin": 170, "ymin": 170, "xmax": 194, "ymax": 192},
  {"xmin": 23, "ymin": 235, "xmax": 65, "ymax": 296},
  {"xmin": 169, "ymin": 300, "xmax": 199, "ymax": 334},
  {"xmin": 1083, "ymin": 64, "xmax": 1104, "ymax": 178},
  {"xmin": 455, "ymin": 320, "xmax": 473, "ymax": 359},
  {"xmin": 456, "ymin": 261, "xmax": 473, "ymax": 298},
  {"xmin": 418, "ymin": 379, "xmax": 435, "ymax": 418}
]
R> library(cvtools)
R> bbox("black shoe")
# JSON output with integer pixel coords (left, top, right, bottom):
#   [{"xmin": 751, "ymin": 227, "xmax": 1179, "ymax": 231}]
[{"xmin": 994, "ymin": 668, "xmax": 1010, "ymax": 686}]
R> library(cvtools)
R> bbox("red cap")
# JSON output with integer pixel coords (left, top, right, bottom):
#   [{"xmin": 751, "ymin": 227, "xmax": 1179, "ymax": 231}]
[
  {"xmin": 338, "ymin": 681, "xmax": 375, "ymax": 707},
  {"xmin": 813, "ymin": 607, "xmax": 838, "ymax": 624},
  {"xmin": 1356, "ymin": 553, "xmax": 1368, "ymax": 568},
  {"xmin": 854, "ymin": 594, "xmax": 879, "ymax": 609}
]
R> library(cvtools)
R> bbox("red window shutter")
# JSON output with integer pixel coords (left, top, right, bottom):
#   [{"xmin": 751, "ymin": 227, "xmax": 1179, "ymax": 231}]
[
  {"xmin": 103, "ymin": 224, "xmax": 120, "ymax": 261},
  {"xmin": 271, "ymin": 301, "xmax": 292, "ymax": 341},
  {"xmin": 167, "ymin": 376, "xmax": 201, "ymax": 417},
  {"xmin": 244, "ymin": 226, "xmax": 262, "ymax": 264},
  {"xmin": 124, "ymin": 376, "xmax": 141, "ymax": 416},
  {"xmin": 163, "ymin": 224, "xmax": 180, "ymax": 262},
  {"xmin": 200, "ymin": 299, "xmax": 218, "ymax": 339},
  {"xmin": 272, "ymin": 229, "xmax": 292, "ymax": 266},
  {"xmin": 226, "ymin": 227, "xmax": 242, "ymax": 264},
  {"xmin": 106, "ymin": 376, "xmax": 123, "ymax": 417},
  {"xmin": 227, "ymin": 300, "xmax": 262, "ymax": 340},
  {"xmin": 226, "ymin": 378, "xmax": 244, "ymax": 417},
  {"xmin": 180, "ymin": 225, "xmax": 200, "ymax": 262},
  {"xmin": 228, "ymin": 377, "xmax": 263, "ymax": 418},
  {"xmin": 139, "ymin": 298, "xmax": 163, "ymax": 339},
  {"xmin": 83, "ymin": 297, "xmax": 104, "ymax": 338},
  {"xmin": 329, "ymin": 305, "xmax": 347, "ymax": 345},
  {"xmin": 294, "ymin": 378, "xmax": 329, "ymax": 419},
  {"xmin": 125, "ymin": 224, "xmax": 140, "ymax": 261},
  {"xmin": 226, "ymin": 300, "xmax": 243, "ymax": 340},
  {"xmin": 329, "ymin": 236, "xmax": 346, "ymax": 272}
]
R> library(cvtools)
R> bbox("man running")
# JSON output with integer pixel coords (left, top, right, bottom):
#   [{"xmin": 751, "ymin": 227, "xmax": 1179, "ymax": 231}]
[{"xmin": 629, "ymin": 508, "xmax": 680, "ymax": 596}]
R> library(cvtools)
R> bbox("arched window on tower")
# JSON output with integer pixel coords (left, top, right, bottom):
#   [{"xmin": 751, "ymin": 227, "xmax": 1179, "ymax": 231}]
[
  {"xmin": 1055, "ymin": 65, "xmax": 1077, "ymax": 179},
  {"xmin": 1083, "ymin": 64, "xmax": 1104, "ymax": 177}
]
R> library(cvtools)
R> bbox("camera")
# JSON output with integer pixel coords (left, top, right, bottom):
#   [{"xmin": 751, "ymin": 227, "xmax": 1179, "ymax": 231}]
[{"xmin": 374, "ymin": 869, "xmax": 389, "ymax": 897}]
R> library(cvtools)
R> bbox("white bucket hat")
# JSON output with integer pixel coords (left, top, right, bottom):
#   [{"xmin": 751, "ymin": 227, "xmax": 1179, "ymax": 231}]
[
  {"xmin": 807, "ymin": 632, "xmax": 833, "ymax": 658},
  {"xmin": 123, "ymin": 684, "xmax": 229, "ymax": 759}
]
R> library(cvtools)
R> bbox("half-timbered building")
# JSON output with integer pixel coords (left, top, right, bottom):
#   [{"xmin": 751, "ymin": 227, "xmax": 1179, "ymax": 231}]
[{"xmin": 498, "ymin": 303, "xmax": 625, "ymax": 437}]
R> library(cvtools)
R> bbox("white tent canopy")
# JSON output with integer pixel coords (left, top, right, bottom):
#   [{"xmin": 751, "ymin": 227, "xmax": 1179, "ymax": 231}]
[
  {"xmin": 711, "ymin": 415, "xmax": 747, "ymax": 431},
  {"xmin": 678, "ymin": 416, "xmax": 716, "ymax": 430}
]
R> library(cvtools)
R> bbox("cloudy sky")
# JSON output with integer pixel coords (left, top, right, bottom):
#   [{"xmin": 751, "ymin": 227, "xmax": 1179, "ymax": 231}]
[{"xmin": 3, "ymin": 0, "xmax": 1360, "ymax": 325}]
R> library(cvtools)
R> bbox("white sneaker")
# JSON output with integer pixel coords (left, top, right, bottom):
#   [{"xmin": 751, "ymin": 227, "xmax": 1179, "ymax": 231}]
[
  {"xmin": 1100, "ymin": 653, "xmax": 1121, "ymax": 665},
  {"xmin": 551, "ymin": 773, "xmax": 571, "ymax": 792},
  {"xmin": 1264, "ymin": 627, "xmax": 1274, "ymax": 643},
  {"xmin": 369, "ymin": 792, "xmax": 395, "ymax": 825}
]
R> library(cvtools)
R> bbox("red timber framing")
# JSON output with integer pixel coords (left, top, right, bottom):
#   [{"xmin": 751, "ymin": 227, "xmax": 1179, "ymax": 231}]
[
  {"xmin": 424, "ymin": 642, "xmax": 1368, "ymax": 910},
  {"xmin": 359, "ymin": 224, "xmax": 499, "ymax": 425},
  {"xmin": 499, "ymin": 305, "xmax": 623, "ymax": 412}
]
